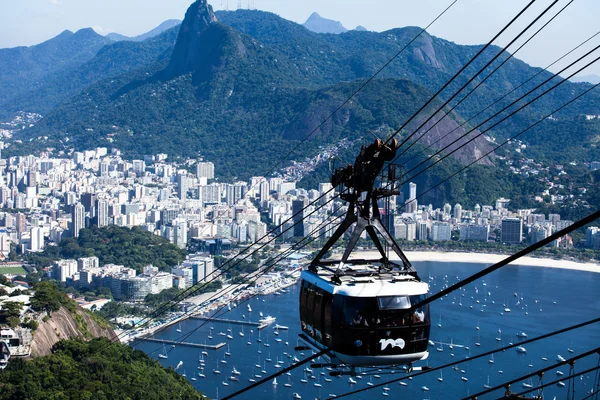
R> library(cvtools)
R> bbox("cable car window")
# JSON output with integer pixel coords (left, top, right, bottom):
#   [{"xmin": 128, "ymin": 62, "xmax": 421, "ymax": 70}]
[
  {"xmin": 409, "ymin": 294, "xmax": 430, "ymax": 324},
  {"xmin": 322, "ymin": 292, "xmax": 333, "ymax": 345},
  {"xmin": 342, "ymin": 297, "xmax": 376, "ymax": 327},
  {"xmin": 377, "ymin": 296, "xmax": 411, "ymax": 310},
  {"xmin": 313, "ymin": 289, "xmax": 324, "ymax": 340}
]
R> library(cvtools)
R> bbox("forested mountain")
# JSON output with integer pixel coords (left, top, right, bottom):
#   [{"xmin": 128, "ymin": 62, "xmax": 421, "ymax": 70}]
[{"xmin": 3, "ymin": 0, "xmax": 600, "ymax": 207}]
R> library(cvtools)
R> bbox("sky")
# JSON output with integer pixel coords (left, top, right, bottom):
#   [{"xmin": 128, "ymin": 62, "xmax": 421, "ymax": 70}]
[{"xmin": 0, "ymin": 0, "xmax": 599, "ymax": 77}]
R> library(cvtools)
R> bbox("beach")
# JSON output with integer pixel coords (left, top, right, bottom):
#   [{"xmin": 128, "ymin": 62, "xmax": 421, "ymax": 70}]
[{"xmin": 352, "ymin": 250, "xmax": 600, "ymax": 273}]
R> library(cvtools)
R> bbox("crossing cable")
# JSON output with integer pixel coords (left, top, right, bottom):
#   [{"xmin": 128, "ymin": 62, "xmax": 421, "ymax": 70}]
[
  {"xmin": 395, "ymin": 0, "xmax": 574, "ymax": 161},
  {"xmin": 408, "ymin": 209, "xmax": 600, "ymax": 312},
  {"xmin": 466, "ymin": 349, "xmax": 600, "ymax": 399},
  {"xmin": 138, "ymin": 0, "xmax": 464, "ymax": 339},
  {"xmin": 397, "ymin": 46, "xmax": 600, "ymax": 182},
  {"xmin": 221, "ymin": 348, "xmax": 330, "ymax": 400},
  {"xmin": 381, "ymin": 0, "xmax": 538, "ymax": 149},
  {"xmin": 326, "ymin": 317, "xmax": 600, "ymax": 399},
  {"xmin": 506, "ymin": 365, "xmax": 600, "ymax": 400},
  {"xmin": 137, "ymin": 207, "xmax": 347, "ymax": 355},
  {"xmin": 401, "ymin": 27, "xmax": 600, "ymax": 167}
]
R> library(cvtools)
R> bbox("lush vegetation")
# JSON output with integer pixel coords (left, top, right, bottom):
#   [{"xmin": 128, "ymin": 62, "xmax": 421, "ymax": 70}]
[
  {"xmin": 0, "ymin": 338, "xmax": 204, "ymax": 399},
  {"xmin": 30, "ymin": 281, "xmax": 77, "ymax": 314},
  {"xmin": 26, "ymin": 225, "xmax": 187, "ymax": 272}
]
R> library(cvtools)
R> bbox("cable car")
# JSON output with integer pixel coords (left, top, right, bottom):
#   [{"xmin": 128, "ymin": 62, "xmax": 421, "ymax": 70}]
[{"xmin": 298, "ymin": 138, "xmax": 431, "ymax": 368}]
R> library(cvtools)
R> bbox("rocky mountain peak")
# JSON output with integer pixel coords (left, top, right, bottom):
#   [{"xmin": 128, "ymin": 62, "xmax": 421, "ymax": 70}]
[{"xmin": 303, "ymin": 11, "xmax": 347, "ymax": 34}]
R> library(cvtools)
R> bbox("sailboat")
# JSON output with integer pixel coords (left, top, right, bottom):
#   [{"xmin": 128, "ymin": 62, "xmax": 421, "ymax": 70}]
[
  {"xmin": 437, "ymin": 315, "xmax": 442, "ymax": 328},
  {"xmin": 484, "ymin": 376, "xmax": 492, "ymax": 389},
  {"xmin": 272, "ymin": 377, "xmax": 277, "ymax": 386},
  {"xmin": 176, "ymin": 322, "xmax": 182, "ymax": 333},
  {"xmin": 158, "ymin": 343, "xmax": 168, "ymax": 359},
  {"xmin": 488, "ymin": 354, "xmax": 494, "ymax": 364},
  {"xmin": 225, "ymin": 345, "xmax": 231, "ymax": 357},
  {"xmin": 239, "ymin": 326, "xmax": 245, "ymax": 337},
  {"xmin": 437, "ymin": 370, "xmax": 443, "ymax": 382}
]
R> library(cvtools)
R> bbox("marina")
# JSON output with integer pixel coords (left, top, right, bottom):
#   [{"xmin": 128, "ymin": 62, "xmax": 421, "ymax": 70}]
[{"xmin": 133, "ymin": 260, "xmax": 600, "ymax": 400}]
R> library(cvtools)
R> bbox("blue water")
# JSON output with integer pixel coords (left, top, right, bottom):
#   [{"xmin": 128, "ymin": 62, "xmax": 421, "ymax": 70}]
[{"xmin": 133, "ymin": 262, "xmax": 600, "ymax": 399}]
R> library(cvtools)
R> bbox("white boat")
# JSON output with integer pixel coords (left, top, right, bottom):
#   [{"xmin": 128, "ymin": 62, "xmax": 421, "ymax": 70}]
[
  {"xmin": 517, "ymin": 331, "xmax": 528, "ymax": 338},
  {"xmin": 293, "ymin": 393, "xmax": 302, "ymax": 399},
  {"xmin": 274, "ymin": 324, "xmax": 289, "ymax": 330},
  {"xmin": 557, "ymin": 381, "xmax": 565, "ymax": 387},
  {"xmin": 222, "ymin": 381, "xmax": 229, "ymax": 386},
  {"xmin": 556, "ymin": 370, "xmax": 564, "ymax": 376},
  {"xmin": 176, "ymin": 322, "xmax": 182, "ymax": 333},
  {"xmin": 437, "ymin": 370, "xmax": 443, "ymax": 382},
  {"xmin": 226, "ymin": 334, "xmax": 233, "ymax": 340},
  {"xmin": 198, "ymin": 373, "xmax": 205, "ymax": 378},
  {"xmin": 522, "ymin": 379, "xmax": 533, "ymax": 388},
  {"xmin": 517, "ymin": 346, "xmax": 527, "ymax": 354},
  {"xmin": 489, "ymin": 354, "xmax": 494, "ymax": 364},
  {"xmin": 232, "ymin": 367, "xmax": 241, "ymax": 375},
  {"xmin": 259, "ymin": 316, "xmax": 276, "ymax": 324},
  {"xmin": 484, "ymin": 376, "xmax": 491, "ymax": 389},
  {"xmin": 273, "ymin": 377, "xmax": 278, "ymax": 386},
  {"xmin": 461, "ymin": 377, "xmax": 468, "ymax": 382},
  {"xmin": 557, "ymin": 355, "xmax": 566, "ymax": 362},
  {"xmin": 348, "ymin": 377, "xmax": 357, "ymax": 384},
  {"xmin": 421, "ymin": 386, "xmax": 429, "ymax": 391},
  {"xmin": 158, "ymin": 344, "xmax": 168, "ymax": 359}
]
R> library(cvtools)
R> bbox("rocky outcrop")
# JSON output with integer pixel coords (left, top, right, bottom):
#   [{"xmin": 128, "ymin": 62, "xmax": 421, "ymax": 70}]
[
  {"xmin": 303, "ymin": 12, "xmax": 348, "ymax": 34},
  {"xmin": 31, "ymin": 306, "xmax": 116, "ymax": 357},
  {"xmin": 166, "ymin": 0, "xmax": 246, "ymax": 81}
]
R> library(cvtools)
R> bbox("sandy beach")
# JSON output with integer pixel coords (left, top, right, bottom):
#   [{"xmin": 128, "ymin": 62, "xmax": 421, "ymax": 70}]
[{"xmin": 351, "ymin": 250, "xmax": 600, "ymax": 273}]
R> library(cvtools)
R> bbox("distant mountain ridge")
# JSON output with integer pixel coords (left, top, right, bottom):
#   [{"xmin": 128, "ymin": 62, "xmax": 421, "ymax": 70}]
[
  {"xmin": 571, "ymin": 74, "xmax": 600, "ymax": 84},
  {"xmin": 106, "ymin": 19, "xmax": 181, "ymax": 42},
  {"xmin": 303, "ymin": 12, "xmax": 347, "ymax": 34}
]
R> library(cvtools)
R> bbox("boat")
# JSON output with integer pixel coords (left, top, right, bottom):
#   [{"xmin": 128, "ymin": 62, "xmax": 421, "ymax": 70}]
[
  {"xmin": 274, "ymin": 324, "xmax": 289, "ymax": 330},
  {"xmin": 557, "ymin": 381, "xmax": 566, "ymax": 387},
  {"xmin": 556, "ymin": 370, "xmax": 564, "ymax": 376},
  {"xmin": 522, "ymin": 380, "xmax": 533, "ymax": 388},
  {"xmin": 461, "ymin": 377, "xmax": 468, "ymax": 382},
  {"xmin": 421, "ymin": 386, "xmax": 429, "ymax": 391},
  {"xmin": 158, "ymin": 344, "xmax": 168, "ymax": 359},
  {"xmin": 198, "ymin": 372, "xmax": 205, "ymax": 378},
  {"xmin": 484, "ymin": 376, "xmax": 491, "ymax": 389},
  {"xmin": 348, "ymin": 377, "xmax": 357, "ymax": 384},
  {"xmin": 293, "ymin": 393, "xmax": 302, "ymax": 399},
  {"xmin": 176, "ymin": 322, "xmax": 182, "ymax": 333},
  {"xmin": 517, "ymin": 331, "xmax": 528, "ymax": 338},
  {"xmin": 273, "ymin": 377, "xmax": 278, "ymax": 386},
  {"xmin": 557, "ymin": 355, "xmax": 566, "ymax": 362},
  {"xmin": 516, "ymin": 346, "xmax": 527, "ymax": 354},
  {"xmin": 226, "ymin": 334, "xmax": 233, "ymax": 340},
  {"xmin": 437, "ymin": 315, "xmax": 442, "ymax": 328},
  {"xmin": 437, "ymin": 370, "xmax": 443, "ymax": 382},
  {"xmin": 259, "ymin": 316, "xmax": 276, "ymax": 324},
  {"xmin": 488, "ymin": 354, "xmax": 494, "ymax": 364},
  {"xmin": 222, "ymin": 381, "xmax": 229, "ymax": 386},
  {"xmin": 232, "ymin": 367, "xmax": 241, "ymax": 375}
]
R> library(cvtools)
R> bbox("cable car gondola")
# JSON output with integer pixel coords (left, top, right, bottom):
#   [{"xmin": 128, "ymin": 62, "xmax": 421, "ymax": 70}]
[{"xmin": 298, "ymin": 138, "xmax": 431, "ymax": 368}]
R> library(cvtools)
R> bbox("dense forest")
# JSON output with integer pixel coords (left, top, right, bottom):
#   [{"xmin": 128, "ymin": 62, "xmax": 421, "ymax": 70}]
[
  {"xmin": 26, "ymin": 225, "xmax": 187, "ymax": 272},
  {"xmin": 0, "ymin": 338, "xmax": 204, "ymax": 399}
]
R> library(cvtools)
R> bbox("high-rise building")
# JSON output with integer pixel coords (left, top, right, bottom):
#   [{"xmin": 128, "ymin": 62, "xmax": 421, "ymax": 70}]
[
  {"xmin": 501, "ymin": 218, "xmax": 523, "ymax": 244},
  {"xmin": 15, "ymin": 213, "xmax": 26, "ymax": 234},
  {"xmin": 29, "ymin": 227, "xmax": 44, "ymax": 251},
  {"xmin": 54, "ymin": 259, "xmax": 78, "ymax": 282},
  {"xmin": 196, "ymin": 162, "xmax": 215, "ymax": 179},
  {"xmin": 417, "ymin": 221, "xmax": 428, "ymax": 241},
  {"xmin": 96, "ymin": 199, "xmax": 109, "ymax": 227},
  {"xmin": 176, "ymin": 174, "xmax": 191, "ymax": 200},
  {"xmin": 72, "ymin": 202, "xmax": 85, "ymax": 238},
  {"xmin": 431, "ymin": 222, "xmax": 451, "ymax": 241},
  {"xmin": 459, "ymin": 224, "xmax": 489, "ymax": 241},
  {"xmin": 173, "ymin": 218, "xmax": 188, "ymax": 249},
  {"xmin": 292, "ymin": 199, "xmax": 306, "ymax": 237},
  {"xmin": 453, "ymin": 203, "xmax": 462, "ymax": 220}
]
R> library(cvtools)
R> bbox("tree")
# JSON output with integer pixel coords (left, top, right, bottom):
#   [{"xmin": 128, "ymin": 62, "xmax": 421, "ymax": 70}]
[
  {"xmin": 0, "ymin": 301, "xmax": 23, "ymax": 324},
  {"xmin": 30, "ymin": 282, "xmax": 63, "ymax": 313}
]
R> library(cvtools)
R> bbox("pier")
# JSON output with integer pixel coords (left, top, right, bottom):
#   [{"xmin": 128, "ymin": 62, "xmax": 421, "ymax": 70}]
[
  {"xmin": 143, "ymin": 338, "xmax": 226, "ymax": 349},
  {"xmin": 189, "ymin": 316, "xmax": 269, "ymax": 330}
]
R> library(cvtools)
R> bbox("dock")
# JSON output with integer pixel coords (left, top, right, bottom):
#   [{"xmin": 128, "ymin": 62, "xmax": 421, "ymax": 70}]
[
  {"xmin": 143, "ymin": 338, "xmax": 226, "ymax": 349},
  {"xmin": 189, "ymin": 316, "xmax": 270, "ymax": 330}
]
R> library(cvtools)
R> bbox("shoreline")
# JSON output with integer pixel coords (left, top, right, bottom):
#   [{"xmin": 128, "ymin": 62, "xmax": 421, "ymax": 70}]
[{"xmin": 352, "ymin": 250, "xmax": 600, "ymax": 274}]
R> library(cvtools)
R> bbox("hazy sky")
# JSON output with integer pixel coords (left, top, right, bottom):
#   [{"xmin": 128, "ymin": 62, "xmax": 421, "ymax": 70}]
[{"xmin": 1, "ymin": 0, "xmax": 599, "ymax": 76}]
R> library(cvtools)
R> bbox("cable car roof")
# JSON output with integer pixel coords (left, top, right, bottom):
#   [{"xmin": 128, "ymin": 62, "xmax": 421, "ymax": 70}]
[{"xmin": 302, "ymin": 265, "xmax": 429, "ymax": 298}]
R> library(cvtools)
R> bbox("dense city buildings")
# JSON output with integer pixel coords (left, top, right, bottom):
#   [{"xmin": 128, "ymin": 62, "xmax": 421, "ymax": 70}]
[{"xmin": 0, "ymin": 148, "xmax": 593, "ymax": 300}]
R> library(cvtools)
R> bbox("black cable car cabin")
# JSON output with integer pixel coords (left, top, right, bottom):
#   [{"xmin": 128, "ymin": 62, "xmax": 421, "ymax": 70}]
[
  {"xmin": 298, "ymin": 138, "xmax": 431, "ymax": 367},
  {"xmin": 300, "ymin": 266, "xmax": 430, "ymax": 366}
]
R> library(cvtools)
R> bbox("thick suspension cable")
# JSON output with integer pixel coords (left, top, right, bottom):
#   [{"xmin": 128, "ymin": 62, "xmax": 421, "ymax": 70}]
[{"xmin": 328, "ymin": 317, "xmax": 600, "ymax": 399}]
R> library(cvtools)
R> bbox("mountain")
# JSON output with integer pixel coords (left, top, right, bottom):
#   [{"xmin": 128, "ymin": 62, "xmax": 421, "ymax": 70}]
[
  {"xmin": 6, "ymin": 4, "xmax": 600, "ymax": 206},
  {"xmin": 0, "ymin": 28, "xmax": 111, "ymax": 118},
  {"xmin": 355, "ymin": 25, "xmax": 368, "ymax": 31},
  {"xmin": 571, "ymin": 74, "xmax": 600, "ymax": 84},
  {"xmin": 303, "ymin": 12, "xmax": 348, "ymax": 34},
  {"xmin": 0, "ymin": 25, "xmax": 179, "ymax": 118},
  {"xmin": 106, "ymin": 19, "xmax": 181, "ymax": 42}
]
